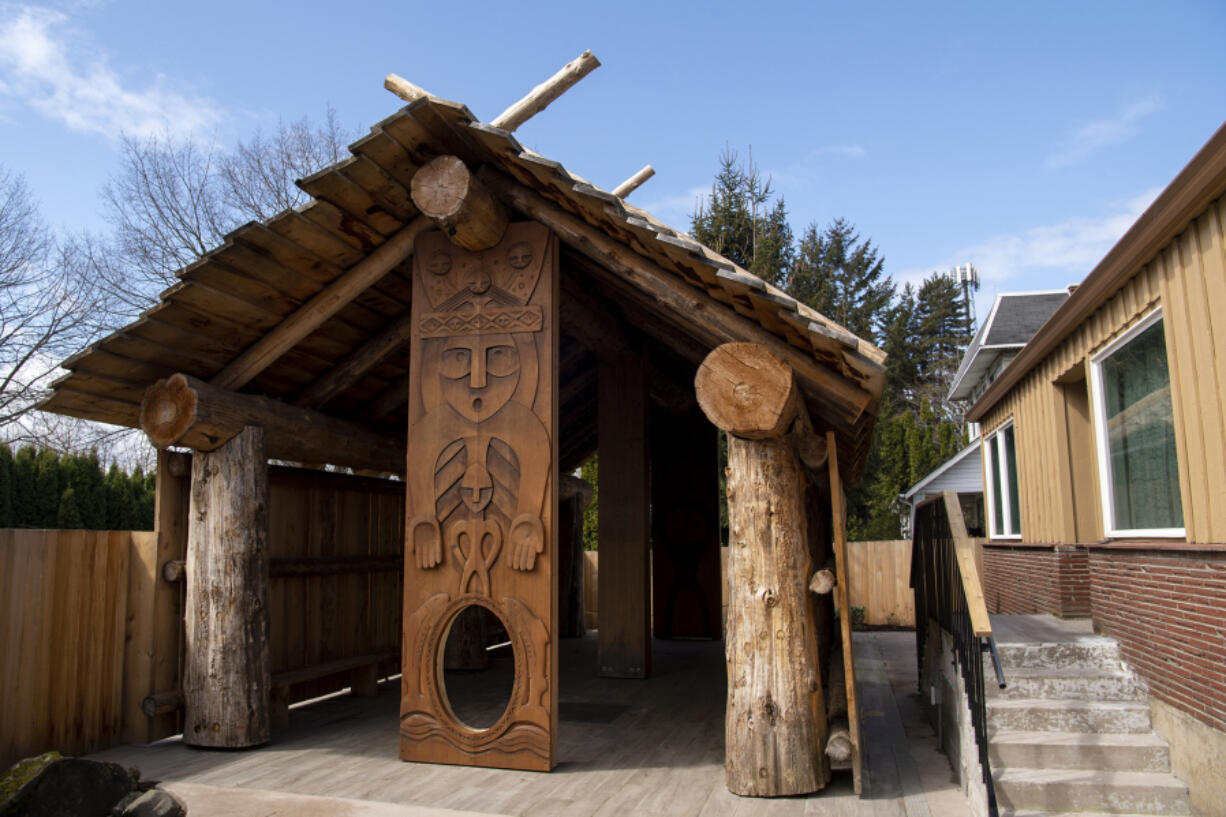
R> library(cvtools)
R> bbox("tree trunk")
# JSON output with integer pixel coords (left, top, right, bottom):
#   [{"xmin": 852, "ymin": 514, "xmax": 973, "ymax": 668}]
[
  {"xmin": 183, "ymin": 426, "xmax": 271, "ymax": 748},
  {"xmin": 723, "ymin": 433, "xmax": 829, "ymax": 796}
]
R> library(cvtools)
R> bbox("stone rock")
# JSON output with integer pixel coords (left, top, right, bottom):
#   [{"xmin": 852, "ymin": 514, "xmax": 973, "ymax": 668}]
[
  {"xmin": 110, "ymin": 791, "xmax": 142, "ymax": 816},
  {"xmin": 0, "ymin": 757, "xmax": 133, "ymax": 817},
  {"xmin": 119, "ymin": 789, "xmax": 186, "ymax": 817}
]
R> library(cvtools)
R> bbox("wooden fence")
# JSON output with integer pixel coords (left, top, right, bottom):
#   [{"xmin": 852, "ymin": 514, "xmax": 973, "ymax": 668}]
[
  {"xmin": 0, "ymin": 530, "xmax": 155, "ymax": 768},
  {"xmin": 583, "ymin": 541, "xmax": 915, "ymax": 632},
  {"xmin": 847, "ymin": 540, "xmax": 914, "ymax": 627},
  {"xmin": 0, "ymin": 458, "xmax": 406, "ymax": 769}
]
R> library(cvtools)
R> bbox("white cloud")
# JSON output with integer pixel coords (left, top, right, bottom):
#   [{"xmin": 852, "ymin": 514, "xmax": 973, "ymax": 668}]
[
  {"xmin": 0, "ymin": 5, "xmax": 223, "ymax": 140},
  {"xmin": 769, "ymin": 143, "xmax": 868, "ymax": 190},
  {"xmin": 1044, "ymin": 95, "xmax": 1164, "ymax": 169},
  {"xmin": 896, "ymin": 187, "xmax": 1162, "ymax": 314}
]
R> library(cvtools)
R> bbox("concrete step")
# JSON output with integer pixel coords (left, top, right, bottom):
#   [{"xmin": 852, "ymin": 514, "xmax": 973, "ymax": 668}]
[
  {"xmin": 989, "ymin": 730, "xmax": 1170, "ymax": 772},
  {"xmin": 988, "ymin": 638, "xmax": 1122, "ymax": 671},
  {"xmin": 993, "ymin": 768, "xmax": 1190, "ymax": 815},
  {"xmin": 988, "ymin": 667, "xmax": 1144, "ymax": 702},
  {"xmin": 987, "ymin": 698, "xmax": 1153, "ymax": 734}
]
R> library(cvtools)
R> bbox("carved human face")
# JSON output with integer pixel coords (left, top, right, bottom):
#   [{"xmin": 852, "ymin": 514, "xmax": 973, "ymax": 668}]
[
  {"xmin": 507, "ymin": 242, "xmax": 532, "ymax": 270},
  {"xmin": 439, "ymin": 333, "xmax": 520, "ymax": 423}
]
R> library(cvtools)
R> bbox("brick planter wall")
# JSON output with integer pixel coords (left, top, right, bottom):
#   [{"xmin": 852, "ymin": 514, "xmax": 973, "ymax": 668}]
[
  {"xmin": 982, "ymin": 544, "xmax": 1089, "ymax": 618},
  {"xmin": 1088, "ymin": 547, "xmax": 1226, "ymax": 732}
]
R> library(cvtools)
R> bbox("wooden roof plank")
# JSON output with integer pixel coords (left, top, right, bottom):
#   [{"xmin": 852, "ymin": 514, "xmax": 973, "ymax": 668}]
[
  {"xmin": 338, "ymin": 156, "xmax": 419, "ymax": 222},
  {"xmin": 297, "ymin": 161, "xmax": 406, "ymax": 236},
  {"xmin": 349, "ymin": 128, "xmax": 421, "ymax": 190}
]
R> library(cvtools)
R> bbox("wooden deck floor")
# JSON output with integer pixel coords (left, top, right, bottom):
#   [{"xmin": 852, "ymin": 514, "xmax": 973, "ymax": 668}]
[{"xmin": 92, "ymin": 633, "xmax": 968, "ymax": 817}]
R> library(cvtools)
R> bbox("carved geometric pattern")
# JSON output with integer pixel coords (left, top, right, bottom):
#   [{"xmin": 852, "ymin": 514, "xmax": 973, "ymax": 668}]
[{"xmin": 402, "ymin": 222, "xmax": 557, "ymax": 772}]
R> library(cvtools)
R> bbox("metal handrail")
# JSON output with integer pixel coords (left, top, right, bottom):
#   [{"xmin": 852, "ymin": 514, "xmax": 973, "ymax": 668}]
[{"xmin": 911, "ymin": 491, "xmax": 1001, "ymax": 817}]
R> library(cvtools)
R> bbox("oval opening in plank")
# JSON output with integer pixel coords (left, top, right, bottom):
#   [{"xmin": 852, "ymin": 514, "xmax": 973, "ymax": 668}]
[{"xmin": 440, "ymin": 604, "xmax": 515, "ymax": 730}]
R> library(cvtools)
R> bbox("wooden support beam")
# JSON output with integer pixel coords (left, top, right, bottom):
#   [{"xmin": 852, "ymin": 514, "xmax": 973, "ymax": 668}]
[
  {"xmin": 211, "ymin": 216, "xmax": 430, "ymax": 391},
  {"xmin": 492, "ymin": 51, "xmax": 601, "ymax": 132},
  {"xmin": 183, "ymin": 426, "xmax": 271, "ymax": 748},
  {"xmin": 597, "ymin": 350, "xmax": 651, "ymax": 678},
  {"xmin": 721, "ymin": 425, "xmax": 829, "ymax": 795},
  {"xmin": 409, "ymin": 155, "xmax": 509, "ymax": 251},
  {"xmin": 140, "ymin": 373, "xmax": 405, "ymax": 474},
  {"xmin": 695, "ymin": 343, "xmax": 828, "ymax": 467},
  {"xmin": 826, "ymin": 430, "xmax": 862, "ymax": 794},
  {"xmin": 295, "ymin": 309, "xmax": 415, "ymax": 410},
  {"xmin": 612, "ymin": 165, "xmax": 655, "ymax": 199},
  {"xmin": 479, "ymin": 169, "xmax": 872, "ymax": 427}
]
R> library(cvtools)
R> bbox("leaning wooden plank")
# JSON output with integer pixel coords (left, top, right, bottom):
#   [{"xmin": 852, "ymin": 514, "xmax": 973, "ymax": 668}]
[
  {"xmin": 481, "ymin": 169, "xmax": 873, "ymax": 425},
  {"xmin": 140, "ymin": 373, "xmax": 406, "ymax": 474},
  {"xmin": 492, "ymin": 51, "xmax": 601, "ymax": 132},
  {"xmin": 944, "ymin": 490, "xmax": 992, "ymax": 638},
  {"xmin": 211, "ymin": 216, "xmax": 431, "ymax": 390},
  {"xmin": 827, "ymin": 431, "xmax": 862, "ymax": 795}
]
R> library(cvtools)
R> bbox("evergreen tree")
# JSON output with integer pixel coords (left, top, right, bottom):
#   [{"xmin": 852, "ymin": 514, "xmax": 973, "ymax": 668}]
[
  {"xmin": 691, "ymin": 148, "xmax": 793, "ymax": 286},
  {"xmin": 0, "ymin": 443, "xmax": 12, "ymax": 527},
  {"xmin": 580, "ymin": 456, "xmax": 598, "ymax": 551},
  {"xmin": 787, "ymin": 219, "xmax": 894, "ymax": 344},
  {"xmin": 33, "ymin": 449, "xmax": 61, "ymax": 527},
  {"xmin": 56, "ymin": 485, "xmax": 84, "ymax": 529},
  {"xmin": 12, "ymin": 446, "xmax": 36, "ymax": 527}
]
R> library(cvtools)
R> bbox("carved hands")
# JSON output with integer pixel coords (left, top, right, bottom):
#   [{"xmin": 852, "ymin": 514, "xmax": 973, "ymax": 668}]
[
  {"xmin": 410, "ymin": 515, "xmax": 443, "ymax": 569},
  {"xmin": 508, "ymin": 514, "xmax": 545, "ymax": 571}
]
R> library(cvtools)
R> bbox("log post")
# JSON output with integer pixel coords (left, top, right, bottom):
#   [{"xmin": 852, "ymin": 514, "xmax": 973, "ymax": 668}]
[
  {"xmin": 696, "ymin": 342, "xmax": 829, "ymax": 796},
  {"xmin": 409, "ymin": 155, "xmax": 509, "ymax": 251},
  {"xmin": 183, "ymin": 426, "xmax": 271, "ymax": 748}
]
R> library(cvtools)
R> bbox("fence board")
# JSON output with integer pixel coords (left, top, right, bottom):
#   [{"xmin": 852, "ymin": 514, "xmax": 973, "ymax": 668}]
[
  {"xmin": 847, "ymin": 540, "xmax": 915, "ymax": 627},
  {"xmin": 0, "ymin": 531, "xmax": 131, "ymax": 768}
]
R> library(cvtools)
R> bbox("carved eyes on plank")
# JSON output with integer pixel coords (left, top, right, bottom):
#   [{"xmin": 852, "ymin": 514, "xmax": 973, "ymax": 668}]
[
  {"xmin": 507, "ymin": 242, "xmax": 532, "ymax": 270},
  {"xmin": 440, "ymin": 345, "xmax": 519, "ymax": 384}
]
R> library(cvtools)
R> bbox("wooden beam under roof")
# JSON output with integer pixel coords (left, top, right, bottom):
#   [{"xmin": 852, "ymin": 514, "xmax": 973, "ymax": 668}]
[
  {"xmin": 294, "ymin": 308, "xmax": 415, "ymax": 410},
  {"xmin": 211, "ymin": 216, "xmax": 432, "ymax": 391},
  {"xmin": 480, "ymin": 168, "xmax": 873, "ymax": 430}
]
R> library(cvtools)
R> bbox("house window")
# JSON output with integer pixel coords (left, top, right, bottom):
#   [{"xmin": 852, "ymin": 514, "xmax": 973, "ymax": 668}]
[
  {"xmin": 985, "ymin": 422, "xmax": 1020, "ymax": 538},
  {"xmin": 1090, "ymin": 309, "xmax": 1184, "ymax": 537}
]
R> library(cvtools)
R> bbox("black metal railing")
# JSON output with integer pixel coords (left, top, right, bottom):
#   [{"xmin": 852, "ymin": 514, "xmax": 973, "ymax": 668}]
[{"xmin": 911, "ymin": 491, "xmax": 999, "ymax": 817}]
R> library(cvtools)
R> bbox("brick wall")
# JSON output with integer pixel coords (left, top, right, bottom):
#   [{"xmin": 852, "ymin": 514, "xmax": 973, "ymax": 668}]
[
  {"xmin": 982, "ymin": 544, "xmax": 1089, "ymax": 618},
  {"xmin": 1089, "ymin": 548, "xmax": 1226, "ymax": 732}
]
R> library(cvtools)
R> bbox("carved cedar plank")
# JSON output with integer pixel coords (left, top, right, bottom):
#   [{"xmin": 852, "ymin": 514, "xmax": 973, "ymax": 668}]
[{"xmin": 401, "ymin": 223, "xmax": 558, "ymax": 771}]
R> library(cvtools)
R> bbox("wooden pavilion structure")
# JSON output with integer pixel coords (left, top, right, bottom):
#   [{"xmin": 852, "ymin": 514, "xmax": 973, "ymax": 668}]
[{"xmin": 40, "ymin": 54, "xmax": 886, "ymax": 797}]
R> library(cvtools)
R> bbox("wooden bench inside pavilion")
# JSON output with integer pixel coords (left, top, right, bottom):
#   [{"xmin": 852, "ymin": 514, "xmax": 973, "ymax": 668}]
[{"xmin": 41, "ymin": 53, "xmax": 886, "ymax": 800}]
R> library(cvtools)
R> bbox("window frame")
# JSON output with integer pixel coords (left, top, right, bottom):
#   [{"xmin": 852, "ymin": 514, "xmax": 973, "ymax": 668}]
[
  {"xmin": 1088, "ymin": 308, "xmax": 1185, "ymax": 539},
  {"xmin": 983, "ymin": 420, "xmax": 1021, "ymax": 540}
]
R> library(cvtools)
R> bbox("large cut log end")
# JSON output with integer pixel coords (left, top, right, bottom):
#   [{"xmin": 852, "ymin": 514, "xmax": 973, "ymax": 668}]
[
  {"xmin": 410, "ymin": 155, "xmax": 508, "ymax": 251},
  {"xmin": 695, "ymin": 343, "xmax": 798, "ymax": 439},
  {"xmin": 140, "ymin": 373, "xmax": 198, "ymax": 448}
]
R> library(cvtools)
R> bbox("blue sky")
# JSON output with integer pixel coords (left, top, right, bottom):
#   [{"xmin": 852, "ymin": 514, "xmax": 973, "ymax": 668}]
[{"xmin": 1, "ymin": 0, "xmax": 1223, "ymax": 323}]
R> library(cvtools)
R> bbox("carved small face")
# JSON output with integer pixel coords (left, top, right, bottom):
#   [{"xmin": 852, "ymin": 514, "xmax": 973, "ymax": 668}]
[
  {"xmin": 427, "ymin": 252, "xmax": 452, "ymax": 276},
  {"xmin": 439, "ymin": 333, "xmax": 519, "ymax": 423},
  {"xmin": 507, "ymin": 242, "xmax": 532, "ymax": 270},
  {"xmin": 458, "ymin": 264, "xmax": 491, "ymax": 294}
]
